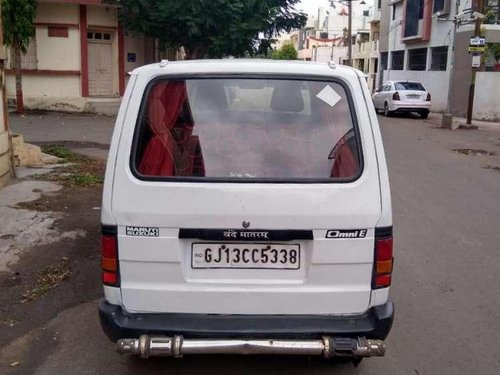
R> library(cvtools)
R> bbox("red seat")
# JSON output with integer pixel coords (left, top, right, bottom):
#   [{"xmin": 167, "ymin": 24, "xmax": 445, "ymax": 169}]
[
  {"xmin": 138, "ymin": 82, "xmax": 205, "ymax": 177},
  {"xmin": 331, "ymin": 140, "xmax": 358, "ymax": 178}
]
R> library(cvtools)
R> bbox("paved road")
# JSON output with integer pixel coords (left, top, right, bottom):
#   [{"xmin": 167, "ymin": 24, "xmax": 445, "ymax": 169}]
[
  {"xmin": 9, "ymin": 112, "xmax": 115, "ymax": 159},
  {"xmin": 2, "ymin": 113, "xmax": 500, "ymax": 374}
]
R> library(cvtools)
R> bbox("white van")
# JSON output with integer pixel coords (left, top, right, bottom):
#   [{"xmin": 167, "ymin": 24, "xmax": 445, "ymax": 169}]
[{"xmin": 99, "ymin": 60, "xmax": 394, "ymax": 364}]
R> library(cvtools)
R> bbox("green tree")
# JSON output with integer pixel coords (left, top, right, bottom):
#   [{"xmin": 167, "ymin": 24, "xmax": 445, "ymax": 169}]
[
  {"xmin": 272, "ymin": 42, "xmax": 298, "ymax": 60},
  {"xmin": 118, "ymin": 0, "xmax": 306, "ymax": 59},
  {"xmin": 1, "ymin": 0, "xmax": 37, "ymax": 113}
]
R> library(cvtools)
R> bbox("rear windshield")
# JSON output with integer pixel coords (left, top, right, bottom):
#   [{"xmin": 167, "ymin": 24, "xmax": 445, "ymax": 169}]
[
  {"xmin": 132, "ymin": 78, "xmax": 361, "ymax": 182},
  {"xmin": 395, "ymin": 82, "xmax": 425, "ymax": 91}
]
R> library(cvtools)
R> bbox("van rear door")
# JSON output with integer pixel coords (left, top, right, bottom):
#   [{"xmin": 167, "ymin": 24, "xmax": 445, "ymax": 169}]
[{"xmin": 111, "ymin": 74, "xmax": 382, "ymax": 315}]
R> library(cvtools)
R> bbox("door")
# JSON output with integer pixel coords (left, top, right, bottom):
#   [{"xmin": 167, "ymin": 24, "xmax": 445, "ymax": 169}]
[
  {"xmin": 112, "ymin": 76, "xmax": 383, "ymax": 316},
  {"xmin": 88, "ymin": 32, "xmax": 113, "ymax": 97}
]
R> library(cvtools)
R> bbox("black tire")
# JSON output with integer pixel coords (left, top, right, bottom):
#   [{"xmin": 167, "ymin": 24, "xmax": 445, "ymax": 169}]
[
  {"xmin": 420, "ymin": 110, "xmax": 429, "ymax": 119},
  {"xmin": 384, "ymin": 103, "xmax": 391, "ymax": 117}
]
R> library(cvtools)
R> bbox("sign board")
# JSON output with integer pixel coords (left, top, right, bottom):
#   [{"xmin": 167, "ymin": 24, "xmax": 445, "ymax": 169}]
[
  {"xmin": 472, "ymin": 54, "xmax": 481, "ymax": 68},
  {"xmin": 468, "ymin": 46, "xmax": 486, "ymax": 53},
  {"xmin": 470, "ymin": 37, "xmax": 486, "ymax": 46}
]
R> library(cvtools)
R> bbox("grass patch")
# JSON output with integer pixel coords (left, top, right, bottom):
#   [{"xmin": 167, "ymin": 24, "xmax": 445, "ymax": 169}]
[
  {"xmin": 42, "ymin": 144, "xmax": 86, "ymax": 162},
  {"xmin": 21, "ymin": 257, "xmax": 71, "ymax": 303},
  {"xmin": 65, "ymin": 172, "xmax": 104, "ymax": 187},
  {"xmin": 37, "ymin": 144, "xmax": 105, "ymax": 187}
]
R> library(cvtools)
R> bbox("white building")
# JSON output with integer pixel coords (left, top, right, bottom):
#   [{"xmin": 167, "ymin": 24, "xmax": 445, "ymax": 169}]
[
  {"xmin": 378, "ymin": 0, "xmax": 500, "ymax": 118},
  {"xmin": 298, "ymin": 2, "xmax": 373, "ymax": 65},
  {"xmin": 377, "ymin": 0, "xmax": 458, "ymax": 112}
]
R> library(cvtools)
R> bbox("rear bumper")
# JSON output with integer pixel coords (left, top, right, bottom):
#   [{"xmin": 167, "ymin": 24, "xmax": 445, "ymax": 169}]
[
  {"xmin": 99, "ymin": 300, "xmax": 394, "ymax": 342},
  {"xmin": 391, "ymin": 102, "xmax": 431, "ymax": 112}
]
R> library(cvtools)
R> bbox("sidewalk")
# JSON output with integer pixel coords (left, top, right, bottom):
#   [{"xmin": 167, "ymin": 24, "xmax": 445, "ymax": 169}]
[{"xmin": 423, "ymin": 113, "xmax": 500, "ymax": 130}]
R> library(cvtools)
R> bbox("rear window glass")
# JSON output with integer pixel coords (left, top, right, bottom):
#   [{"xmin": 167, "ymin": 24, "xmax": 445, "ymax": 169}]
[
  {"xmin": 395, "ymin": 82, "xmax": 425, "ymax": 91},
  {"xmin": 133, "ymin": 78, "xmax": 361, "ymax": 181}
]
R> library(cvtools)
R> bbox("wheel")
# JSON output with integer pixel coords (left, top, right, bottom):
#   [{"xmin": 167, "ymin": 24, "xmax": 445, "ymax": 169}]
[
  {"xmin": 420, "ymin": 110, "xmax": 429, "ymax": 119},
  {"xmin": 384, "ymin": 103, "xmax": 391, "ymax": 117}
]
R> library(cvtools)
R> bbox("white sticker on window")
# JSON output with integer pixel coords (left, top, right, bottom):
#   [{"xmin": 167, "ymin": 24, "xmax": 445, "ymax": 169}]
[{"xmin": 316, "ymin": 85, "xmax": 341, "ymax": 107}]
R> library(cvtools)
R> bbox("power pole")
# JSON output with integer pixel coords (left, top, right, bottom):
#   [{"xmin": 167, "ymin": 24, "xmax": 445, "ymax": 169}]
[
  {"xmin": 465, "ymin": 0, "xmax": 484, "ymax": 125},
  {"xmin": 347, "ymin": 0, "xmax": 352, "ymax": 66}
]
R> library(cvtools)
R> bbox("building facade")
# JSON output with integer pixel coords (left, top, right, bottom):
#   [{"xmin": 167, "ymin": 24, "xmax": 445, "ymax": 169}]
[
  {"xmin": 297, "ymin": 3, "xmax": 372, "ymax": 65},
  {"xmin": 342, "ymin": 4, "xmax": 381, "ymax": 92},
  {"xmin": 378, "ymin": 0, "xmax": 500, "ymax": 118},
  {"xmin": 377, "ymin": 0, "xmax": 458, "ymax": 112},
  {"xmin": 5, "ymin": 0, "xmax": 158, "ymax": 113}
]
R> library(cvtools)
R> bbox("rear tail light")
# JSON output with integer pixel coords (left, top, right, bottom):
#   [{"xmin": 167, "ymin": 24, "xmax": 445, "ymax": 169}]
[
  {"xmin": 373, "ymin": 227, "xmax": 393, "ymax": 289},
  {"xmin": 426, "ymin": 92, "xmax": 431, "ymax": 101},
  {"xmin": 392, "ymin": 91, "xmax": 400, "ymax": 101},
  {"xmin": 101, "ymin": 226, "xmax": 120, "ymax": 287}
]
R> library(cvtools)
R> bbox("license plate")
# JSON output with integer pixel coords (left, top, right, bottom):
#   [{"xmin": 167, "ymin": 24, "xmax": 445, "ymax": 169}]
[
  {"xmin": 407, "ymin": 94, "xmax": 420, "ymax": 99},
  {"xmin": 191, "ymin": 243, "xmax": 300, "ymax": 270}
]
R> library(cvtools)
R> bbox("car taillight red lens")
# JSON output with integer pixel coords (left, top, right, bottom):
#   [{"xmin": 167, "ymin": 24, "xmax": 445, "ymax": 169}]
[
  {"xmin": 101, "ymin": 228, "xmax": 119, "ymax": 287},
  {"xmin": 373, "ymin": 228, "xmax": 393, "ymax": 289},
  {"xmin": 426, "ymin": 93, "xmax": 431, "ymax": 101},
  {"xmin": 393, "ymin": 91, "xmax": 400, "ymax": 101}
]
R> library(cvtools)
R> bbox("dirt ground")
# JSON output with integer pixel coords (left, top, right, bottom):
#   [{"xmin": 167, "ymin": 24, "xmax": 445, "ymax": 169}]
[{"xmin": 0, "ymin": 176, "xmax": 104, "ymax": 351}]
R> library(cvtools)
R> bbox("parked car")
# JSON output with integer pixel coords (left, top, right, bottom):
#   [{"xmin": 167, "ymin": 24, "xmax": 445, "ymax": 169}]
[
  {"xmin": 99, "ymin": 60, "xmax": 394, "ymax": 365},
  {"xmin": 373, "ymin": 80, "xmax": 431, "ymax": 118}
]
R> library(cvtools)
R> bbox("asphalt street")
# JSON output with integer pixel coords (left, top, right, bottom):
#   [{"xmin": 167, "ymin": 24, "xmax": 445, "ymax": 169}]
[{"xmin": 2, "ymin": 113, "xmax": 500, "ymax": 374}]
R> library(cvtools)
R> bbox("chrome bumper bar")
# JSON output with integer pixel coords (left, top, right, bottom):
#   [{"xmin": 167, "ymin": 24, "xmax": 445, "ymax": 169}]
[{"xmin": 116, "ymin": 335, "xmax": 385, "ymax": 358}]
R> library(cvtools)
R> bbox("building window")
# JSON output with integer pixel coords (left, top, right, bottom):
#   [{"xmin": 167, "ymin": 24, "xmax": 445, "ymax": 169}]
[
  {"xmin": 408, "ymin": 48, "xmax": 427, "ymax": 70},
  {"xmin": 391, "ymin": 50, "xmax": 404, "ymax": 70},
  {"xmin": 48, "ymin": 26, "xmax": 69, "ymax": 38},
  {"xmin": 433, "ymin": 0, "xmax": 445, "ymax": 12},
  {"xmin": 380, "ymin": 52, "xmax": 388, "ymax": 70},
  {"xmin": 377, "ymin": 0, "xmax": 382, "ymax": 10},
  {"xmin": 430, "ymin": 46, "xmax": 448, "ymax": 71},
  {"xmin": 433, "ymin": 0, "xmax": 450, "ymax": 14},
  {"xmin": 87, "ymin": 32, "xmax": 112, "ymax": 41},
  {"xmin": 404, "ymin": 0, "xmax": 424, "ymax": 37}
]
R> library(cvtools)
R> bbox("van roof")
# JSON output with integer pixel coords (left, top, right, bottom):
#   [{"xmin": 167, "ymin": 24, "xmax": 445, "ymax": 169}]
[{"xmin": 130, "ymin": 59, "xmax": 364, "ymax": 80}]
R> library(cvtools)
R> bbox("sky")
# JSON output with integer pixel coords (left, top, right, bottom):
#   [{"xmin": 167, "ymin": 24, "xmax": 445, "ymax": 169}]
[
  {"xmin": 297, "ymin": 0, "xmax": 328, "ymax": 16},
  {"xmin": 297, "ymin": 0, "xmax": 374, "ymax": 16}
]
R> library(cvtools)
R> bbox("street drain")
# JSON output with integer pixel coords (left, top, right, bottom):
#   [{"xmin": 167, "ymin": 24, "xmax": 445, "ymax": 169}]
[{"xmin": 453, "ymin": 148, "xmax": 496, "ymax": 156}]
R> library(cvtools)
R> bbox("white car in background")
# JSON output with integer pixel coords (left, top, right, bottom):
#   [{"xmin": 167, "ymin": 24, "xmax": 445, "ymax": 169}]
[{"xmin": 373, "ymin": 80, "xmax": 431, "ymax": 119}]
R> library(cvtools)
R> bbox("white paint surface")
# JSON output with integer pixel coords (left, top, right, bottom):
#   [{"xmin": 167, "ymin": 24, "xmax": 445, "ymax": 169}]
[
  {"xmin": 474, "ymin": 72, "xmax": 500, "ymax": 121},
  {"xmin": 103, "ymin": 60, "xmax": 393, "ymax": 314}
]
